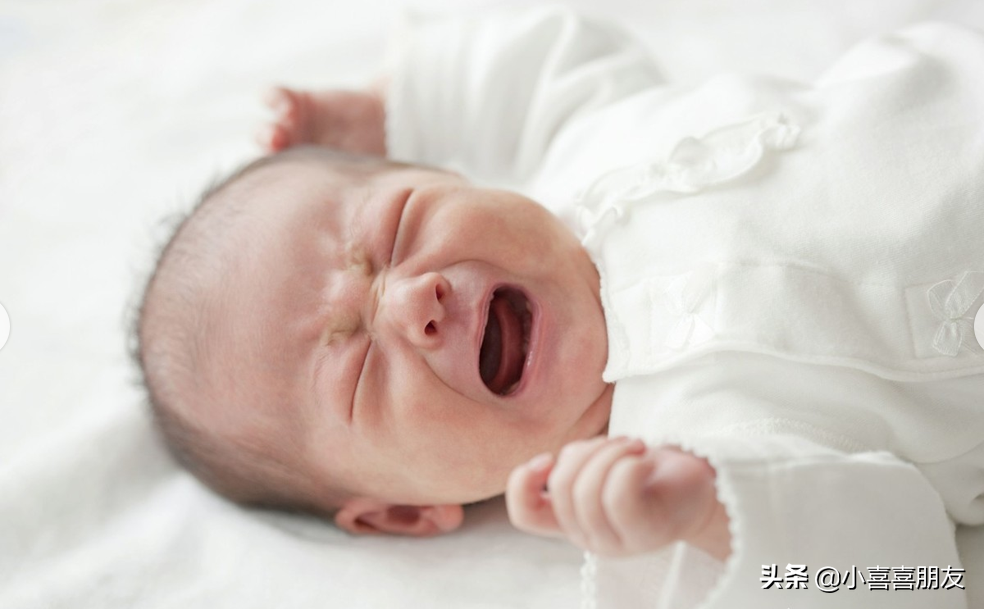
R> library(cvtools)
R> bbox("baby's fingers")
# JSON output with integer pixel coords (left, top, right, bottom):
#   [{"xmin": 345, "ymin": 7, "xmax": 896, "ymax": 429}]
[
  {"xmin": 572, "ymin": 437, "xmax": 647, "ymax": 555},
  {"xmin": 605, "ymin": 447, "xmax": 717, "ymax": 554},
  {"xmin": 506, "ymin": 453, "xmax": 562, "ymax": 537}
]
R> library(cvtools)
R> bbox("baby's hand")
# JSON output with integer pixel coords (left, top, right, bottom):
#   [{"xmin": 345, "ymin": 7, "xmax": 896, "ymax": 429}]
[
  {"xmin": 259, "ymin": 84, "xmax": 387, "ymax": 156},
  {"xmin": 506, "ymin": 436, "xmax": 731, "ymax": 560}
]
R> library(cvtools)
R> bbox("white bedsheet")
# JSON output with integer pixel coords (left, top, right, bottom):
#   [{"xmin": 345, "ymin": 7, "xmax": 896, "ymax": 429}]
[{"xmin": 0, "ymin": 0, "xmax": 981, "ymax": 607}]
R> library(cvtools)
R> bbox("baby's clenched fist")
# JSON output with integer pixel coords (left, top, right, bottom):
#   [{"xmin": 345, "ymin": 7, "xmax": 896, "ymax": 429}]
[{"xmin": 506, "ymin": 436, "xmax": 731, "ymax": 560}]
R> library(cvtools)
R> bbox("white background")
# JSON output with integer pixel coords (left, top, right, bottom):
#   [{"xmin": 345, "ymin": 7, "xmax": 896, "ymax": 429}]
[{"xmin": 1, "ymin": 1, "xmax": 982, "ymax": 607}]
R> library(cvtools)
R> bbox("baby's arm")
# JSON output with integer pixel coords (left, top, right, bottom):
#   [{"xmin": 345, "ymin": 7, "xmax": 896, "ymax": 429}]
[
  {"xmin": 259, "ymin": 84, "xmax": 387, "ymax": 156},
  {"xmin": 261, "ymin": 7, "xmax": 662, "ymax": 184},
  {"xmin": 506, "ymin": 436, "xmax": 731, "ymax": 560}
]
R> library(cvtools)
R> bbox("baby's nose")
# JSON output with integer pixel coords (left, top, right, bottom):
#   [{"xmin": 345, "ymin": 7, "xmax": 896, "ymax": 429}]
[{"xmin": 382, "ymin": 272, "xmax": 450, "ymax": 349}]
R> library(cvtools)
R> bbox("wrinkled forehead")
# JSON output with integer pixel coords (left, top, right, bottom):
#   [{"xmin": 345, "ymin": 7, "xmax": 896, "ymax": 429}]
[
  {"xmin": 194, "ymin": 150, "xmax": 459, "ymax": 439},
  {"xmin": 216, "ymin": 148, "xmax": 445, "ymax": 254},
  {"xmin": 223, "ymin": 149, "xmax": 387, "ymax": 227},
  {"xmin": 195, "ymin": 154, "xmax": 382, "ymax": 438}
]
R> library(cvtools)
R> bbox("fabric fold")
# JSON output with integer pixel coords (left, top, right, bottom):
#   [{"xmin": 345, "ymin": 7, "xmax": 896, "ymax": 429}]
[{"xmin": 576, "ymin": 112, "xmax": 800, "ymax": 246}]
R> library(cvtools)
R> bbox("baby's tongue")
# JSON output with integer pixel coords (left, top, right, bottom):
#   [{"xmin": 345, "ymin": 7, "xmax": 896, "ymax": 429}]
[{"xmin": 479, "ymin": 293, "xmax": 524, "ymax": 395}]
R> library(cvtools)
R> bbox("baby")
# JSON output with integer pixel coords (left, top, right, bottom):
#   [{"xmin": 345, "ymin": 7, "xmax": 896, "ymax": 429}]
[
  {"xmin": 137, "ymin": 106, "xmax": 728, "ymax": 559},
  {"xmin": 137, "ymin": 6, "xmax": 984, "ymax": 608}
]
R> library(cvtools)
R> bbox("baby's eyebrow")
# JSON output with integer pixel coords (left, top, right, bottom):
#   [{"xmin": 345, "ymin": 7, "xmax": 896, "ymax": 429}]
[
  {"xmin": 345, "ymin": 242, "xmax": 373, "ymax": 277},
  {"xmin": 317, "ymin": 244, "xmax": 375, "ymax": 346},
  {"xmin": 319, "ymin": 281, "xmax": 363, "ymax": 344},
  {"xmin": 321, "ymin": 323, "xmax": 359, "ymax": 345}
]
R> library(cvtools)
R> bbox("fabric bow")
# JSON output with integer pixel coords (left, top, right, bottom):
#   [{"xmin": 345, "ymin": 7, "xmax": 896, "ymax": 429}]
[
  {"xmin": 928, "ymin": 271, "xmax": 984, "ymax": 356},
  {"xmin": 661, "ymin": 265, "xmax": 716, "ymax": 350}
]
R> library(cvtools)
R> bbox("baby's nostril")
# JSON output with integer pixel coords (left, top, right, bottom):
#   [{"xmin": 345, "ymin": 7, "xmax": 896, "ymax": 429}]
[
  {"xmin": 425, "ymin": 321, "xmax": 436, "ymax": 336},
  {"xmin": 435, "ymin": 284, "xmax": 445, "ymax": 301}
]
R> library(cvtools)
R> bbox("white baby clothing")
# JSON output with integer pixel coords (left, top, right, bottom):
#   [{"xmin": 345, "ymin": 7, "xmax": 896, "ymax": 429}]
[{"xmin": 385, "ymin": 6, "xmax": 984, "ymax": 608}]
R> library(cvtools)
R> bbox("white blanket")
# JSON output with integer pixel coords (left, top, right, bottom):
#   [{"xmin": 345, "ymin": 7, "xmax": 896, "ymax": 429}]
[{"xmin": 1, "ymin": 0, "xmax": 981, "ymax": 607}]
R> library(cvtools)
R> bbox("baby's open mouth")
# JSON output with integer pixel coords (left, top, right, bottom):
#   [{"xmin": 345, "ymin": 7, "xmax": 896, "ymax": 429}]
[{"xmin": 479, "ymin": 287, "xmax": 532, "ymax": 396}]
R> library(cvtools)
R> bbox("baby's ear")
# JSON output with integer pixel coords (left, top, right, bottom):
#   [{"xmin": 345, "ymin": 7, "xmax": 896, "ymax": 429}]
[{"xmin": 335, "ymin": 497, "xmax": 463, "ymax": 537}]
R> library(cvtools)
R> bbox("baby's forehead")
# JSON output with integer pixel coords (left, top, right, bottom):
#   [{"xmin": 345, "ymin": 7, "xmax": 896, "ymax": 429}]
[
  {"xmin": 228, "ymin": 152, "xmax": 373, "ymax": 206},
  {"xmin": 229, "ymin": 147, "xmax": 400, "ymax": 194},
  {"xmin": 201, "ymin": 151, "xmax": 395, "ymax": 373},
  {"xmin": 151, "ymin": 150, "xmax": 419, "ymax": 471},
  {"xmin": 202, "ymin": 147, "xmax": 462, "ymax": 345},
  {"xmin": 218, "ymin": 151, "xmax": 408, "ymax": 236}
]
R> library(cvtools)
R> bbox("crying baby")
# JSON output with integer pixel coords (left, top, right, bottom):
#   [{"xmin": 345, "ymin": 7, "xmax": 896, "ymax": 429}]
[
  {"xmin": 135, "ymin": 6, "xmax": 984, "ymax": 606},
  {"xmin": 135, "ymin": 138, "xmax": 727, "ymax": 559}
]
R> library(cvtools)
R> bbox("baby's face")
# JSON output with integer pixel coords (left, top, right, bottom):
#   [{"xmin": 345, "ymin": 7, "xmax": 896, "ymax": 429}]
[{"xmin": 201, "ymin": 151, "xmax": 612, "ymax": 508}]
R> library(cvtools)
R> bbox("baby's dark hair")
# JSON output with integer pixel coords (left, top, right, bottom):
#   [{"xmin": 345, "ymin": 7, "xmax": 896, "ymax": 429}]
[{"xmin": 130, "ymin": 147, "xmax": 380, "ymax": 518}]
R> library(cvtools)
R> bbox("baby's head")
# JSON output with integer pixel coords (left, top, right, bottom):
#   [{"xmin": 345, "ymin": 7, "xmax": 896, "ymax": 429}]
[{"xmin": 135, "ymin": 147, "xmax": 612, "ymax": 536}]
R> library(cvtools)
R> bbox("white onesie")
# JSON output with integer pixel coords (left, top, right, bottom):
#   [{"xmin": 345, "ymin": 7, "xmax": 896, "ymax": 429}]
[{"xmin": 385, "ymin": 6, "xmax": 984, "ymax": 608}]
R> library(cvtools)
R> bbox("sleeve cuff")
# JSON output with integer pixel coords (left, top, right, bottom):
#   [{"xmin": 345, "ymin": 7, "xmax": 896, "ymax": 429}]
[{"xmin": 589, "ymin": 432, "xmax": 967, "ymax": 609}]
